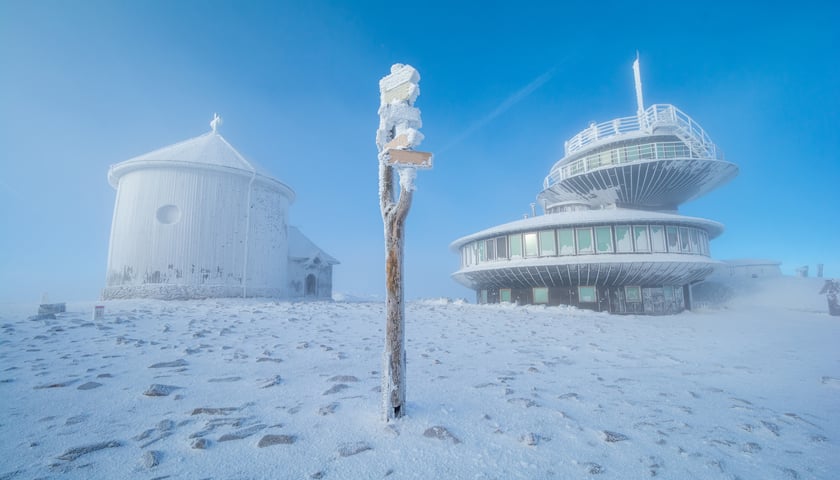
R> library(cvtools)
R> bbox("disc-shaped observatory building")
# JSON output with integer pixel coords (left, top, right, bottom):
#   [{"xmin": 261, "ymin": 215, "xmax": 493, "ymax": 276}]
[
  {"xmin": 450, "ymin": 62, "xmax": 738, "ymax": 314},
  {"xmin": 103, "ymin": 118, "xmax": 337, "ymax": 300}
]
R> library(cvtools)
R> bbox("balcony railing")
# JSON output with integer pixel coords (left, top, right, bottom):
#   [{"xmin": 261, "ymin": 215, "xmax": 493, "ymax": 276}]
[
  {"xmin": 544, "ymin": 140, "xmax": 713, "ymax": 188},
  {"xmin": 563, "ymin": 104, "xmax": 721, "ymax": 160},
  {"xmin": 544, "ymin": 104, "xmax": 724, "ymax": 187}
]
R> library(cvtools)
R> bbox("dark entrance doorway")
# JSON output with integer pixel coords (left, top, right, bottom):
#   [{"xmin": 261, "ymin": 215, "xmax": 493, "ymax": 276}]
[{"xmin": 305, "ymin": 274, "xmax": 317, "ymax": 296}]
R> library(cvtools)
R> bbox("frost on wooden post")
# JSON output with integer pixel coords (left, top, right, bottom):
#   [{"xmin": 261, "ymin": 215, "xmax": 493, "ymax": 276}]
[{"xmin": 376, "ymin": 63, "xmax": 431, "ymax": 421}]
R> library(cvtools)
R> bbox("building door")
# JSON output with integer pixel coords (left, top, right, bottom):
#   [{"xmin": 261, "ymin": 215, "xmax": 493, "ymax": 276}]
[{"xmin": 305, "ymin": 274, "xmax": 317, "ymax": 296}]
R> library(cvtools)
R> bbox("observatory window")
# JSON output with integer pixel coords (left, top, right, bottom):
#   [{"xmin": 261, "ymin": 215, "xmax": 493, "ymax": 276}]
[
  {"xmin": 625, "ymin": 286, "xmax": 642, "ymax": 303},
  {"xmin": 509, "ymin": 234, "xmax": 523, "ymax": 259},
  {"xmin": 155, "ymin": 204, "xmax": 181, "ymax": 225},
  {"xmin": 575, "ymin": 228, "xmax": 593, "ymax": 254},
  {"xmin": 679, "ymin": 227, "xmax": 691, "ymax": 252},
  {"xmin": 524, "ymin": 233, "xmax": 538, "ymax": 257},
  {"xmin": 633, "ymin": 225, "xmax": 650, "ymax": 252},
  {"xmin": 666, "ymin": 226, "xmax": 680, "ymax": 252},
  {"xmin": 480, "ymin": 290, "xmax": 488, "ymax": 304},
  {"xmin": 639, "ymin": 144, "xmax": 655, "ymax": 160},
  {"xmin": 656, "ymin": 143, "xmax": 667, "ymax": 158},
  {"xmin": 539, "ymin": 230, "xmax": 556, "ymax": 256},
  {"xmin": 689, "ymin": 229, "xmax": 700, "ymax": 254},
  {"xmin": 500, "ymin": 289, "xmax": 512, "ymax": 303},
  {"xmin": 595, "ymin": 150, "xmax": 612, "ymax": 168},
  {"xmin": 558, "ymin": 229, "xmax": 575, "ymax": 255},
  {"xmin": 700, "ymin": 231, "xmax": 709, "ymax": 256},
  {"xmin": 650, "ymin": 225, "xmax": 667, "ymax": 252},
  {"xmin": 533, "ymin": 287, "xmax": 549, "ymax": 304},
  {"xmin": 595, "ymin": 226, "xmax": 613, "ymax": 253},
  {"xmin": 478, "ymin": 241, "xmax": 486, "ymax": 262},
  {"xmin": 578, "ymin": 286, "xmax": 596, "ymax": 303},
  {"xmin": 485, "ymin": 238, "xmax": 496, "ymax": 261},
  {"xmin": 495, "ymin": 236, "xmax": 508, "ymax": 260},
  {"xmin": 626, "ymin": 145, "xmax": 640, "ymax": 162},
  {"xmin": 615, "ymin": 226, "xmax": 633, "ymax": 253}
]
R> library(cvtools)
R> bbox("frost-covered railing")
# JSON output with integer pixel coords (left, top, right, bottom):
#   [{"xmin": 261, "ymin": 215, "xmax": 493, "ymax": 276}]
[
  {"xmin": 563, "ymin": 104, "xmax": 721, "ymax": 161},
  {"xmin": 544, "ymin": 140, "xmax": 712, "ymax": 188}
]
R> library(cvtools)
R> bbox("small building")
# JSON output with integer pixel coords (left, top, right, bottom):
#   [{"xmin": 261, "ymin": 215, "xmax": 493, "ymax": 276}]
[
  {"xmin": 103, "ymin": 117, "xmax": 337, "ymax": 300},
  {"xmin": 287, "ymin": 226, "xmax": 339, "ymax": 299}
]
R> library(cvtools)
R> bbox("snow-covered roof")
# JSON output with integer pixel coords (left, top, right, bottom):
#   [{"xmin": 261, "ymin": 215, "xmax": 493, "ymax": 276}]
[
  {"xmin": 108, "ymin": 131, "xmax": 294, "ymax": 200},
  {"xmin": 450, "ymin": 208, "xmax": 724, "ymax": 251},
  {"xmin": 288, "ymin": 226, "xmax": 339, "ymax": 265}
]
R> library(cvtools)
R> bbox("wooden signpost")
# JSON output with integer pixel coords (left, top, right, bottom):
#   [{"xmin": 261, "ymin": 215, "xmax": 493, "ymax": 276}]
[{"xmin": 376, "ymin": 64, "xmax": 432, "ymax": 421}]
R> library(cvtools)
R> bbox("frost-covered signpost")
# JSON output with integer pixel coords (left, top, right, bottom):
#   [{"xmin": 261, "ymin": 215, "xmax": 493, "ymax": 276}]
[{"xmin": 376, "ymin": 64, "xmax": 432, "ymax": 421}]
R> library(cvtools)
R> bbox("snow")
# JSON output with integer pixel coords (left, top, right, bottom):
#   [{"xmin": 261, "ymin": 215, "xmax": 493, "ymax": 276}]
[{"xmin": 1, "ymin": 276, "xmax": 838, "ymax": 479}]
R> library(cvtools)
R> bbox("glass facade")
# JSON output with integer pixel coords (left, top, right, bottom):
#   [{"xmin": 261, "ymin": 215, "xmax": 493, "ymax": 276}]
[
  {"xmin": 650, "ymin": 225, "xmax": 666, "ymax": 252},
  {"xmin": 578, "ymin": 286, "xmax": 596, "ymax": 303},
  {"xmin": 595, "ymin": 226, "xmax": 613, "ymax": 253},
  {"xmin": 615, "ymin": 225, "xmax": 632, "ymax": 252},
  {"xmin": 500, "ymin": 288, "xmax": 512, "ymax": 303},
  {"xmin": 460, "ymin": 223, "xmax": 713, "ymax": 267},
  {"xmin": 679, "ymin": 227, "xmax": 690, "ymax": 252},
  {"xmin": 558, "ymin": 228, "xmax": 575, "ymax": 255},
  {"xmin": 625, "ymin": 285, "xmax": 642, "ymax": 302},
  {"xmin": 633, "ymin": 225, "xmax": 650, "ymax": 252},
  {"xmin": 576, "ymin": 227, "xmax": 594, "ymax": 254},
  {"xmin": 509, "ymin": 234, "xmax": 522, "ymax": 259},
  {"xmin": 496, "ymin": 236, "xmax": 508, "ymax": 260},
  {"xmin": 539, "ymin": 230, "xmax": 556, "ymax": 256},
  {"xmin": 688, "ymin": 229, "xmax": 699, "ymax": 254},
  {"xmin": 666, "ymin": 226, "xmax": 679, "ymax": 252},
  {"xmin": 524, "ymin": 233, "xmax": 538, "ymax": 257},
  {"xmin": 533, "ymin": 287, "xmax": 549, "ymax": 304}
]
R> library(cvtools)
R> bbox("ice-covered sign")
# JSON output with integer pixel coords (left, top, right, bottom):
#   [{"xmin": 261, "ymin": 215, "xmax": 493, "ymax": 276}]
[
  {"xmin": 377, "ymin": 64, "xmax": 432, "ymax": 170},
  {"xmin": 379, "ymin": 64, "xmax": 421, "ymax": 105},
  {"xmin": 386, "ymin": 149, "xmax": 432, "ymax": 169}
]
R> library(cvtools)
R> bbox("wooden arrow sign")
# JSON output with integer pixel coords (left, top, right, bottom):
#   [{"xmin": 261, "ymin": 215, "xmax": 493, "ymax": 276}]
[{"xmin": 386, "ymin": 149, "xmax": 433, "ymax": 169}]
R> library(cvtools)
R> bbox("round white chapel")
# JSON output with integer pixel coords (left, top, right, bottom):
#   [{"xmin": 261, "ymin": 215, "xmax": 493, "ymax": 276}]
[{"xmin": 103, "ymin": 116, "xmax": 336, "ymax": 300}]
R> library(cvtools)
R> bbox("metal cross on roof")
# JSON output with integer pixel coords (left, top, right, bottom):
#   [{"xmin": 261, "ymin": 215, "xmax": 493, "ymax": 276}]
[{"xmin": 210, "ymin": 113, "xmax": 222, "ymax": 133}]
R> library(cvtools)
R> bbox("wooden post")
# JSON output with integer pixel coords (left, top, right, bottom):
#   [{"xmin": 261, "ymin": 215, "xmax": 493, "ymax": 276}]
[
  {"xmin": 379, "ymin": 151, "xmax": 412, "ymax": 420},
  {"xmin": 376, "ymin": 64, "xmax": 430, "ymax": 421}
]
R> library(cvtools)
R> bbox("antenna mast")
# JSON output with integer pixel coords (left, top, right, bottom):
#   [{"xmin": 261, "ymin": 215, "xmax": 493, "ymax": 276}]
[{"xmin": 633, "ymin": 52, "xmax": 645, "ymax": 123}]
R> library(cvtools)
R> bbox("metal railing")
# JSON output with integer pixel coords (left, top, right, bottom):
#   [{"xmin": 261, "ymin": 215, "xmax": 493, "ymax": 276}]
[
  {"xmin": 563, "ymin": 104, "xmax": 721, "ymax": 160},
  {"xmin": 544, "ymin": 140, "xmax": 712, "ymax": 188}
]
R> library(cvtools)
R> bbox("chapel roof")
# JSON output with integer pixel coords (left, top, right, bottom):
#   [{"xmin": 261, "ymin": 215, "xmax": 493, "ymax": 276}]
[{"xmin": 108, "ymin": 120, "xmax": 293, "ymax": 201}]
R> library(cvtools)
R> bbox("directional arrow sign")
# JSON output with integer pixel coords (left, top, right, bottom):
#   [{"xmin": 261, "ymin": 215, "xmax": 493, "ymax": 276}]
[{"xmin": 386, "ymin": 149, "xmax": 433, "ymax": 169}]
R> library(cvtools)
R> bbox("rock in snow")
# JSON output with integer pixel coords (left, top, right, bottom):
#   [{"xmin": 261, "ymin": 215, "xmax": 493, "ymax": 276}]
[
  {"xmin": 337, "ymin": 442, "xmax": 372, "ymax": 457},
  {"xmin": 148, "ymin": 359, "xmax": 188, "ymax": 369},
  {"xmin": 143, "ymin": 384, "xmax": 181, "ymax": 397},
  {"xmin": 258, "ymin": 434, "xmax": 297, "ymax": 447},
  {"xmin": 77, "ymin": 381, "xmax": 103, "ymax": 390},
  {"xmin": 603, "ymin": 431, "xmax": 629, "ymax": 443},
  {"xmin": 423, "ymin": 426, "xmax": 461, "ymax": 444},
  {"xmin": 142, "ymin": 450, "xmax": 162, "ymax": 468},
  {"xmin": 57, "ymin": 441, "xmax": 121, "ymax": 461}
]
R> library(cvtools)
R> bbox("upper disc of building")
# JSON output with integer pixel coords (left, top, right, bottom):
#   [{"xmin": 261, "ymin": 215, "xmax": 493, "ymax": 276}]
[
  {"xmin": 538, "ymin": 103, "xmax": 738, "ymax": 212},
  {"xmin": 107, "ymin": 115, "xmax": 295, "ymax": 201}
]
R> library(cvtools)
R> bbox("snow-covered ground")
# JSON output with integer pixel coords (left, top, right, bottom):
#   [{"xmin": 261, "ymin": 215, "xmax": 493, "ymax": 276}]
[{"xmin": 1, "ymin": 277, "xmax": 838, "ymax": 479}]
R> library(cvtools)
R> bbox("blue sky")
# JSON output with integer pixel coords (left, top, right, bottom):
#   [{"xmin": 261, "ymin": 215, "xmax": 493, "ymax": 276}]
[{"xmin": 1, "ymin": 0, "xmax": 838, "ymax": 303}]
